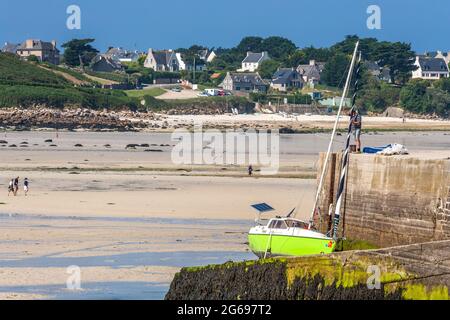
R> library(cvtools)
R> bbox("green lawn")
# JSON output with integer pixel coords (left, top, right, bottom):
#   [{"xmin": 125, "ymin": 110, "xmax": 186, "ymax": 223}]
[{"xmin": 125, "ymin": 87, "xmax": 166, "ymax": 98}]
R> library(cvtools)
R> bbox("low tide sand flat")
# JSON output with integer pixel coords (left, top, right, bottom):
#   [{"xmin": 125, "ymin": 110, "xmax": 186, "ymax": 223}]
[{"xmin": 0, "ymin": 131, "xmax": 449, "ymax": 299}]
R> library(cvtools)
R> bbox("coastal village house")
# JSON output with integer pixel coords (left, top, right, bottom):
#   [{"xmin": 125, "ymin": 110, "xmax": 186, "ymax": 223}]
[
  {"xmin": 412, "ymin": 56, "xmax": 449, "ymax": 80},
  {"xmin": 90, "ymin": 54, "xmax": 123, "ymax": 73},
  {"xmin": 426, "ymin": 50, "xmax": 450, "ymax": 66},
  {"xmin": 199, "ymin": 49, "xmax": 216, "ymax": 63},
  {"xmin": 297, "ymin": 60, "xmax": 324, "ymax": 86},
  {"xmin": 270, "ymin": 68, "xmax": 304, "ymax": 92},
  {"xmin": 16, "ymin": 39, "xmax": 60, "ymax": 64},
  {"xmin": 1, "ymin": 42, "xmax": 19, "ymax": 54},
  {"xmin": 220, "ymin": 72, "xmax": 268, "ymax": 92},
  {"xmin": 364, "ymin": 61, "xmax": 392, "ymax": 83},
  {"xmin": 105, "ymin": 47, "xmax": 140, "ymax": 63},
  {"xmin": 144, "ymin": 49, "xmax": 179, "ymax": 71},
  {"xmin": 238, "ymin": 52, "xmax": 270, "ymax": 72},
  {"xmin": 176, "ymin": 49, "xmax": 215, "ymax": 71}
]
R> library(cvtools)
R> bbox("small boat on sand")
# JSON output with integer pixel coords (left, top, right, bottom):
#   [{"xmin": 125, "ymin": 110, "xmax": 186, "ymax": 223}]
[{"xmin": 248, "ymin": 41, "xmax": 361, "ymax": 258}]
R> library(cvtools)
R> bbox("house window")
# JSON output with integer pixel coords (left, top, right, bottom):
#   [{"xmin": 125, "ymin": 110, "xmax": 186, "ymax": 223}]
[{"xmin": 236, "ymin": 86, "xmax": 240, "ymax": 90}]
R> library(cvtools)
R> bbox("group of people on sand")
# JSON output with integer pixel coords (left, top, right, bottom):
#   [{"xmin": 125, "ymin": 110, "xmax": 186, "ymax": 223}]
[{"xmin": 8, "ymin": 177, "xmax": 29, "ymax": 196}]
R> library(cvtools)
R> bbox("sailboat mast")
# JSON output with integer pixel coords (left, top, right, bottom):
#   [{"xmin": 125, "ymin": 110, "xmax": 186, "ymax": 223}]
[
  {"xmin": 307, "ymin": 41, "xmax": 360, "ymax": 227},
  {"xmin": 332, "ymin": 53, "xmax": 362, "ymax": 239}
]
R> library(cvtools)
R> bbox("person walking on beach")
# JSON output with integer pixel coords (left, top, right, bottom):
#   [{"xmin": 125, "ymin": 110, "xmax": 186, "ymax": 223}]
[
  {"xmin": 350, "ymin": 110, "xmax": 362, "ymax": 152},
  {"xmin": 8, "ymin": 179, "xmax": 14, "ymax": 196},
  {"xmin": 13, "ymin": 177, "xmax": 19, "ymax": 196},
  {"xmin": 23, "ymin": 178, "xmax": 29, "ymax": 196},
  {"xmin": 248, "ymin": 165, "xmax": 253, "ymax": 176}
]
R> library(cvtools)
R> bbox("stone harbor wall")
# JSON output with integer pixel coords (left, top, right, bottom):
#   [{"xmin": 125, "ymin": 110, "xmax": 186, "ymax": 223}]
[
  {"xmin": 315, "ymin": 153, "xmax": 450, "ymax": 247},
  {"xmin": 166, "ymin": 240, "xmax": 450, "ymax": 300}
]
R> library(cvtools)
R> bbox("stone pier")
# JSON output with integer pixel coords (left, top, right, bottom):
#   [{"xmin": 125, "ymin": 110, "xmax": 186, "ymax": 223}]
[{"xmin": 316, "ymin": 152, "xmax": 450, "ymax": 247}]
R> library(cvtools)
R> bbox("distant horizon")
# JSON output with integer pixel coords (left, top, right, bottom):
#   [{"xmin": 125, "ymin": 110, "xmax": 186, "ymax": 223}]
[{"xmin": 1, "ymin": 0, "xmax": 449, "ymax": 54}]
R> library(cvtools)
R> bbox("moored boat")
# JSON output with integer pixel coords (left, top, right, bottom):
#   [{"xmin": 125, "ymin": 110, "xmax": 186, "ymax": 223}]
[
  {"xmin": 248, "ymin": 218, "xmax": 335, "ymax": 258},
  {"xmin": 248, "ymin": 41, "xmax": 362, "ymax": 258}
]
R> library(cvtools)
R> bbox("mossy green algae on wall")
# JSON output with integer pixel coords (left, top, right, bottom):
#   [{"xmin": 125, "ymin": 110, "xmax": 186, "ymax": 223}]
[{"xmin": 165, "ymin": 250, "xmax": 450, "ymax": 300}]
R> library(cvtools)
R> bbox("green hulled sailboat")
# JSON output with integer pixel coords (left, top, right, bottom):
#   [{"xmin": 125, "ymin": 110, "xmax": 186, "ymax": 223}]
[{"xmin": 248, "ymin": 41, "xmax": 361, "ymax": 258}]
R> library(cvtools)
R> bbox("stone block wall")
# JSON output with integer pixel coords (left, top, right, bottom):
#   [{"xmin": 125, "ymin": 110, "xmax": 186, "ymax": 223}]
[{"xmin": 316, "ymin": 153, "xmax": 450, "ymax": 247}]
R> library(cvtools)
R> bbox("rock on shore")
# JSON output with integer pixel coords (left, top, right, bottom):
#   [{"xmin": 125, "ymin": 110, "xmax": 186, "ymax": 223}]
[{"xmin": 0, "ymin": 107, "xmax": 164, "ymax": 131}]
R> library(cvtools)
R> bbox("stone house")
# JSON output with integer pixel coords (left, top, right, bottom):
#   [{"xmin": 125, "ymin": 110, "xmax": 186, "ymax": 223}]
[
  {"xmin": 364, "ymin": 61, "xmax": 392, "ymax": 83},
  {"xmin": 1, "ymin": 42, "xmax": 19, "ymax": 54},
  {"xmin": 220, "ymin": 72, "xmax": 268, "ymax": 92},
  {"xmin": 104, "ymin": 47, "xmax": 140, "ymax": 63},
  {"xmin": 16, "ymin": 39, "xmax": 60, "ymax": 64},
  {"xmin": 297, "ymin": 60, "xmax": 324, "ymax": 86},
  {"xmin": 144, "ymin": 49, "xmax": 179, "ymax": 72},
  {"xmin": 90, "ymin": 54, "xmax": 123, "ymax": 73},
  {"xmin": 270, "ymin": 68, "xmax": 304, "ymax": 92}
]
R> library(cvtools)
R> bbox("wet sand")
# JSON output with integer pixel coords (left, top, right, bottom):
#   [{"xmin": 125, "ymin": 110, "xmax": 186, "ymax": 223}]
[{"xmin": 0, "ymin": 131, "xmax": 449, "ymax": 299}]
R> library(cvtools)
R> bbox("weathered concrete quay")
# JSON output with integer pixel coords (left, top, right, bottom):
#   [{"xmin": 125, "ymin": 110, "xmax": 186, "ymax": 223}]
[
  {"xmin": 166, "ymin": 153, "xmax": 450, "ymax": 300},
  {"xmin": 316, "ymin": 152, "xmax": 450, "ymax": 247}
]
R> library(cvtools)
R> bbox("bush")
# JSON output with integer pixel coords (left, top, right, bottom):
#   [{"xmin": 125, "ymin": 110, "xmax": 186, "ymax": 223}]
[{"xmin": 0, "ymin": 84, "xmax": 139, "ymax": 110}]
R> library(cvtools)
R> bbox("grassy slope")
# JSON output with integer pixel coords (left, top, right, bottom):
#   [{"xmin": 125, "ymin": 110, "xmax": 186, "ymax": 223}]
[
  {"xmin": 0, "ymin": 53, "xmax": 69, "ymax": 87},
  {"xmin": 0, "ymin": 53, "xmax": 139, "ymax": 110},
  {"xmin": 125, "ymin": 87, "xmax": 166, "ymax": 98}
]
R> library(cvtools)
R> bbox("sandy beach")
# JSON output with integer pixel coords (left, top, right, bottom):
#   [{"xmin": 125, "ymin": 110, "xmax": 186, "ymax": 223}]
[{"xmin": 0, "ymin": 129, "xmax": 449, "ymax": 299}]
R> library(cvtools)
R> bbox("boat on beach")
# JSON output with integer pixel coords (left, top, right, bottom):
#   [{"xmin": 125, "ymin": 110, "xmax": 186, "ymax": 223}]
[
  {"xmin": 248, "ymin": 41, "xmax": 362, "ymax": 258},
  {"xmin": 248, "ymin": 217, "xmax": 335, "ymax": 258}
]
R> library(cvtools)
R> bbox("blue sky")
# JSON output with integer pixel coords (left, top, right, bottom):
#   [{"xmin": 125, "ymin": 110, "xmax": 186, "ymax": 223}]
[{"xmin": 1, "ymin": 0, "xmax": 449, "ymax": 53}]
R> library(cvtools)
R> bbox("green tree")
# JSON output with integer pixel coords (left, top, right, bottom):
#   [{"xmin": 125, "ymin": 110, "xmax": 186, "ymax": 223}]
[
  {"xmin": 357, "ymin": 71, "xmax": 400, "ymax": 112},
  {"xmin": 371, "ymin": 42, "xmax": 417, "ymax": 84},
  {"xmin": 425, "ymin": 87, "xmax": 450, "ymax": 116},
  {"xmin": 331, "ymin": 35, "xmax": 416, "ymax": 84},
  {"xmin": 435, "ymin": 77, "xmax": 450, "ymax": 94},
  {"xmin": 62, "ymin": 39, "xmax": 99, "ymax": 67},
  {"xmin": 286, "ymin": 50, "xmax": 308, "ymax": 67},
  {"xmin": 257, "ymin": 60, "xmax": 281, "ymax": 79},
  {"xmin": 137, "ymin": 54, "xmax": 146, "ymax": 66},
  {"xmin": 27, "ymin": 55, "xmax": 40, "ymax": 63},
  {"xmin": 236, "ymin": 36, "xmax": 264, "ymax": 53},
  {"xmin": 261, "ymin": 36, "xmax": 297, "ymax": 61},
  {"xmin": 399, "ymin": 80, "xmax": 429, "ymax": 113},
  {"xmin": 322, "ymin": 53, "xmax": 350, "ymax": 87}
]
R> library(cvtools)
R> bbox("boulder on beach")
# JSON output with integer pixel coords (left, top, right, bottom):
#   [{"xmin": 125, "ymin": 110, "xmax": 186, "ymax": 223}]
[
  {"xmin": 382, "ymin": 107, "xmax": 404, "ymax": 118},
  {"xmin": 45, "ymin": 139, "xmax": 53, "ymax": 143},
  {"xmin": 74, "ymin": 144, "xmax": 83, "ymax": 147}
]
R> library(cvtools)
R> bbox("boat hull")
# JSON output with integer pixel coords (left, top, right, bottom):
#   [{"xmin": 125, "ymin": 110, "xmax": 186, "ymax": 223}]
[{"xmin": 248, "ymin": 233, "xmax": 336, "ymax": 258}]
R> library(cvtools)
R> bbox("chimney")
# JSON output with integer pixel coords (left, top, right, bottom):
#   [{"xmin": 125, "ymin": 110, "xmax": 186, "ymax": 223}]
[
  {"xmin": 26, "ymin": 39, "xmax": 34, "ymax": 48},
  {"xmin": 309, "ymin": 60, "xmax": 316, "ymax": 66},
  {"xmin": 51, "ymin": 40, "xmax": 57, "ymax": 49}
]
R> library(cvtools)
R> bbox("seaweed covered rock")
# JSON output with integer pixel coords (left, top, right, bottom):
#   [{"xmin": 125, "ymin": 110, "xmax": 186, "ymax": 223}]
[{"xmin": 166, "ymin": 240, "xmax": 450, "ymax": 300}]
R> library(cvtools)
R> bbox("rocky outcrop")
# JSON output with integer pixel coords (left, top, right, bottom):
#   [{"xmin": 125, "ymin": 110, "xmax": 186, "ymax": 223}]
[
  {"xmin": 0, "ymin": 108, "xmax": 164, "ymax": 131},
  {"xmin": 166, "ymin": 240, "xmax": 450, "ymax": 300}
]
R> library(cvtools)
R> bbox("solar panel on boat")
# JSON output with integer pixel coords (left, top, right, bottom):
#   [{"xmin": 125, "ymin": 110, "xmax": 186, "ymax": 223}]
[{"xmin": 251, "ymin": 203, "xmax": 274, "ymax": 213}]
